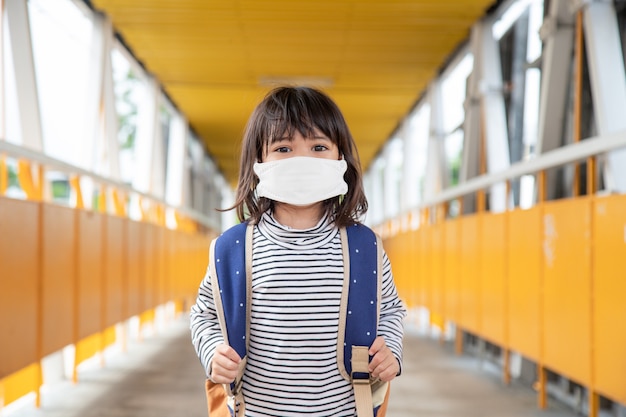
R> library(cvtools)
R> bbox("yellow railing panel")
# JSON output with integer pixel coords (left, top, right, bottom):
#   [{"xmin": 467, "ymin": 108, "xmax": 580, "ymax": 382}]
[
  {"xmin": 77, "ymin": 210, "xmax": 104, "ymax": 340},
  {"xmin": 443, "ymin": 220, "xmax": 460, "ymax": 323},
  {"xmin": 126, "ymin": 220, "xmax": 143, "ymax": 317},
  {"xmin": 0, "ymin": 192, "xmax": 214, "ymax": 408},
  {"xmin": 507, "ymin": 207, "xmax": 541, "ymax": 361},
  {"xmin": 143, "ymin": 225, "xmax": 155, "ymax": 314},
  {"xmin": 155, "ymin": 226, "xmax": 166, "ymax": 306},
  {"xmin": 406, "ymin": 228, "xmax": 420, "ymax": 309},
  {"xmin": 459, "ymin": 214, "xmax": 481, "ymax": 333},
  {"xmin": 0, "ymin": 153, "xmax": 7, "ymax": 195},
  {"xmin": 592, "ymin": 194, "xmax": 626, "ymax": 404},
  {"xmin": 421, "ymin": 226, "xmax": 433, "ymax": 310},
  {"xmin": 1, "ymin": 363, "xmax": 39, "ymax": 407},
  {"xmin": 542, "ymin": 198, "xmax": 591, "ymax": 386},
  {"xmin": 480, "ymin": 212, "xmax": 507, "ymax": 346},
  {"xmin": 411, "ymin": 225, "xmax": 429, "ymax": 306},
  {"xmin": 386, "ymin": 229, "xmax": 414, "ymax": 309},
  {"xmin": 75, "ymin": 333, "xmax": 102, "ymax": 367},
  {"xmin": 0, "ymin": 198, "xmax": 39, "ymax": 378},
  {"xmin": 41, "ymin": 204, "xmax": 75, "ymax": 356},
  {"xmin": 430, "ymin": 223, "xmax": 445, "ymax": 319},
  {"xmin": 104, "ymin": 216, "xmax": 125, "ymax": 328},
  {"xmin": 103, "ymin": 325, "xmax": 117, "ymax": 349}
]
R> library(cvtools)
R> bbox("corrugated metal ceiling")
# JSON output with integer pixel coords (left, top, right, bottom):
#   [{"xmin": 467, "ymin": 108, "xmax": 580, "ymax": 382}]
[{"xmin": 89, "ymin": 0, "xmax": 496, "ymax": 185}]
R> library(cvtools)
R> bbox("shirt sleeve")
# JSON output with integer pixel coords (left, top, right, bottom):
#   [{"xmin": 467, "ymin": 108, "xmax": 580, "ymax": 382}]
[
  {"xmin": 189, "ymin": 265, "xmax": 225, "ymax": 378},
  {"xmin": 377, "ymin": 250, "xmax": 407, "ymax": 373}
]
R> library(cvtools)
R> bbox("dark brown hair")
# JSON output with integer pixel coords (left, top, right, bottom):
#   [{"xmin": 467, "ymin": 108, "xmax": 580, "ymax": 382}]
[{"xmin": 230, "ymin": 86, "xmax": 368, "ymax": 227}]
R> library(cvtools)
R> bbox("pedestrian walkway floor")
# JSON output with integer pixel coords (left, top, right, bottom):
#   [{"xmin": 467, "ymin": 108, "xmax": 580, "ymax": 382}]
[{"xmin": 4, "ymin": 316, "xmax": 578, "ymax": 417}]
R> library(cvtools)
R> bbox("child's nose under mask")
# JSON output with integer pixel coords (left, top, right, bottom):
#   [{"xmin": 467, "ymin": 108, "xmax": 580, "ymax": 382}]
[{"xmin": 253, "ymin": 156, "xmax": 348, "ymax": 206}]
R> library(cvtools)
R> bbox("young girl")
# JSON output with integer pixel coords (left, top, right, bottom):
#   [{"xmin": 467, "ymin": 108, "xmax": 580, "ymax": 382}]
[{"xmin": 190, "ymin": 86, "xmax": 406, "ymax": 416}]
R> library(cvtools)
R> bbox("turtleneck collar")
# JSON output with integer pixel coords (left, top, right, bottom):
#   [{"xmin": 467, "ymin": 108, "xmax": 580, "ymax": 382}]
[{"xmin": 257, "ymin": 211, "xmax": 339, "ymax": 250}]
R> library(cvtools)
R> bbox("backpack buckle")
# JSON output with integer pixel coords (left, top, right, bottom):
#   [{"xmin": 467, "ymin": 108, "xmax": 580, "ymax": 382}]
[{"xmin": 352, "ymin": 371, "xmax": 370, "ymax": 383}]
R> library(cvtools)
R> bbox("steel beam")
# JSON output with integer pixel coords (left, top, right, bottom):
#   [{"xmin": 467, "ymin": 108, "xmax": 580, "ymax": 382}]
[
  {"xmin": 424, "ymin": 82, "xmax": 446, "ymax": 204},
  {"xmin": 582, "ymin": 0, "xmax": 626, "ymax": 192},
  {"xmin": 480, "ymin": 16, "xmax": 511, "ymax": 212},
  {"xmin": 536, "ymin": 0, "xmax": 575, "ymax": 199}
]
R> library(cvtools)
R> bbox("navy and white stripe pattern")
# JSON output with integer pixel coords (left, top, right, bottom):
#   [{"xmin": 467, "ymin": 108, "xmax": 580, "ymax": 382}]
[{"xmin": 190, "ymin": 212, "xmax": 406, "ymax": 417}]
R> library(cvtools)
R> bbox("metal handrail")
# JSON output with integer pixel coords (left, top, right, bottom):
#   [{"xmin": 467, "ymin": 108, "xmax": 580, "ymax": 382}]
[
  {"xmin": 0, "ymin": 139, "xmax": 219, "ymax": 231},
  {"xmin": 415, "ymin": 129, "xmax": 626, "ymax": 210}
]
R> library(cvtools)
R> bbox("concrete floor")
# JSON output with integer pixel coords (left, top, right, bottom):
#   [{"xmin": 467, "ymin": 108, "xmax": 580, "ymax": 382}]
[{"xmin": 5, "ymin": 317, "xmax": 578, "ymax": 417}]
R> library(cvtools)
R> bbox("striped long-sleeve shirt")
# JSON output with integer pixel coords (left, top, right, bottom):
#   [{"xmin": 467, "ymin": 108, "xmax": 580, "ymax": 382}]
[{"xmin": 190, "ymin": 212, "xmax": 406, "ymax": 416}]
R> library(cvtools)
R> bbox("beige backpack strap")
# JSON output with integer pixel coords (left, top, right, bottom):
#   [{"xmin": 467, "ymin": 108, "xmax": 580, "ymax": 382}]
[{"xmin": 351, "ymin": 346, "xmax": 374, "ymax": 417}]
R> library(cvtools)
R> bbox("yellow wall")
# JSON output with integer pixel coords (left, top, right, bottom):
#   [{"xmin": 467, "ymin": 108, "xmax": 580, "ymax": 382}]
[{"xmin": 385, "ymin": 194, "xmax": 626, "ymax": 406}]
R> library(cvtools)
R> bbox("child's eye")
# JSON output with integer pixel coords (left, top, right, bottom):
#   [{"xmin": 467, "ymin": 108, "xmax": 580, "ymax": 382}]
[
  {"xmin": 313, "ymin": 145, "xmax": 328, "ymax": 152},
  {"xmin": 275, "ymin": 147, "xmax": 291, "ymax": 153}
]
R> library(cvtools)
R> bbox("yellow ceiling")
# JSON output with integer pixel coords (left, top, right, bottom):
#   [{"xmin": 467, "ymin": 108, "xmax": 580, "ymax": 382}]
[{"xmin": 90, "ymin": 0, "xmax": 496, "ymax": 185}]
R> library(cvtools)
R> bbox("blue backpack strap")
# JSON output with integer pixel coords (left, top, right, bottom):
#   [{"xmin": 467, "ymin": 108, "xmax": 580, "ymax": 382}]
[
  {"xmin": 343, "ymin": 223, "xmax": 380, "ymax": 376},
  {"xmin": 209, "ymin": 221, "xmax": 253, "ymax": 416}
]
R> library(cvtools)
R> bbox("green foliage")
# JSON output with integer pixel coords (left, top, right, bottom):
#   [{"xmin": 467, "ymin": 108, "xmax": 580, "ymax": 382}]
[
  {"xmin": 8, "ymin": 165, "xmax": 19, "ymax": 188},
  {"xmin": 116, "ymin": 68, "xmax": 139, "ymax": 150}
]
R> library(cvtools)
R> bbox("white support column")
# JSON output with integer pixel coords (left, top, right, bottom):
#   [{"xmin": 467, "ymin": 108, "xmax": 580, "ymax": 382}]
[
  {"xmin": 370, "ymin": 159, "xmax": 385, "ymax": 226},
  {"xmin": 461, "ymin": 26, "xmax": 482, "ymax": 213},
  {"xmin": 150, "ymin": 108, "xmax": 165, "ymax": 199},
  {"xmin": 536, "ymin": 0, "xmax": 575, "ymax": 199},
  {"xmin": 188, "ymin": 137, "xmax": 204, "ymax": 211},
  {"xmin": 82, "ymin": 12, "xmax": 110, "ymax": 175},
  {"xmin": 133, "ymin": 76, "xmax": 159, "ymax": 194},
  {"xmin": 399, "ymin": 120, "xmax": 415, "ymax": 212},
  {"xmin": 5, "ymin": 0, "xmax": 43, "ymax": 151},
  {"xmin": 165, "ymin": 114, "xmax": 188, "ymax": 207},
  {"xmin": 102, "ymin": 16, "xmax": 120, "ymax": 180},
  {"xmin": 424, "ymin": 83, "xmax": 446, "ymax": 203},
  {"xmin": 480, "ymin": 16, "xmax": 510, "ymax": 213},
  {"xmin": 383, "ymin": 138, "xmax": 401, "ymax": 220},
  {"xmin": 1, "ymin": 0, "xmax": 5, "ymax": 140},
  {"xmin": 582, "ymin": 0, "xmax": 626, "ymax": 192}
]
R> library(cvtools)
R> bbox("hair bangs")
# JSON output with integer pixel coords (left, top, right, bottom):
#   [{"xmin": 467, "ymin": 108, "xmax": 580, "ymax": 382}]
[{"xmin": 262, "ymin": 88, "xmax": 338, "ymax": 146}]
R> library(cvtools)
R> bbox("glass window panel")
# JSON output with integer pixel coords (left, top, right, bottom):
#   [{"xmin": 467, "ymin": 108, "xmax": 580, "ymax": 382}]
[{"xmin": 27, "ymin": 0, "xmax": 92, "ymax": 164}]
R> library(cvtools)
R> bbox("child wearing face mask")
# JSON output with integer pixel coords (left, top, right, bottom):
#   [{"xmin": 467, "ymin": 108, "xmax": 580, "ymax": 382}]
[{"xmin": 190, "ymin": 86, "xmax": 406, "ymax": 417}]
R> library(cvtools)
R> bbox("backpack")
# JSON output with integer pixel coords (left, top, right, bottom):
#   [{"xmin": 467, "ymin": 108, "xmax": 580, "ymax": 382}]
[{"xmin": 205, "ymin": 221, "xmax": 390, "ymax": 417}]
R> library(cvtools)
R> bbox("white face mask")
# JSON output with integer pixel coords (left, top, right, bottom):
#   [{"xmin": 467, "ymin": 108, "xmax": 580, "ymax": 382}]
[{"xmin": 253, "ymin": 156, "xmax": 348, "ymax": 206}]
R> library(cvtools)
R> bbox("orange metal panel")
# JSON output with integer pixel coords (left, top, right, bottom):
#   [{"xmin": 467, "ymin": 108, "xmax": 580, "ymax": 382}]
[
  {"xmin": 430, "ymin": 223, "xmax": 444, "ymax": 317},
  {"xmin": 104, "ymin": 216, "xmax": 125, "ymax": 328},
  {"xmin": 416, "ymin": 228, "xmax": 428, "ymax": 308},
  {"xmin": 77, "ymin": 211, "xmax": 104, "ymax": 339},
  {"xmin": 406, "ymin": 228, "xmax": 420, "ymax": 309},
  {"xmin": 443, "ymin": 220, "xmax": 460, "ymax": 322},
  {"xmin": 592, "ymin": 194, "xmax": 626, "ymax": 404},
  {"xmin": 154, "ymin": 226, "xmax": 165, "ymax": 305},
  {"xmin": 542, "ymin": 198, "xmax": 591, "ymax": 386},
  {"xmin": 459, "ymin": 214, "xmax": 481, "ymax": 333},
  {"xmin": 41, "ymin": 204, "xmax": 75, "ymax": 356},
  {"xmin": 126, "ymin": 220, "xmax": 142, "ymax": 317},
  {"xmin": 507, "ymin": 207, "xmax": 541, "ymax": 361},
  {"xmin": 422, "ymin": 226, "xmax": 434, "ymax": 310},
  {"xmin": 480, "ymin": 212, "xmax": 506, "ymax": 346},
  {"xmin": 170, "ymin": 231, "xmax": 183, "ymax": 303},
  {"xmin": 384, "ymin": 234, "xmax": 405, "ymax": 305},
  {"xmin": 164, "ymin": 229, "xmax": 175, "ymax": 303},
  {"xmin": 143, "ymin": 224, "xmax": 155, "ymax": 310},
  {"xmin": 0, "ymin": 198, "xmax": 39, "ymax": 377}
]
